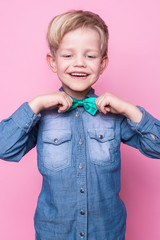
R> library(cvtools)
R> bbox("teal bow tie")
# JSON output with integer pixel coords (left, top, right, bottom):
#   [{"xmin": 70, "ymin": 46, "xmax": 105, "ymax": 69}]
[{"xmin": 67, "ymin": 97, "xmax": 97, "ymax": 115}]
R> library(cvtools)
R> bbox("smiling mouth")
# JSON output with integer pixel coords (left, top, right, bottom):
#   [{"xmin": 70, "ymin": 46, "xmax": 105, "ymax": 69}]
[{"xmin": 69, "ymin": 72, "xmax": 89, "ymax": 78}]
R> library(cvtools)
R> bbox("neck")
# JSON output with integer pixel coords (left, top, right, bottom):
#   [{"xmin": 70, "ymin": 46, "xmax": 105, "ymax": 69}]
[{"xmin": 62, "ymin": 86, "xmax": 92, "ymax": 99}]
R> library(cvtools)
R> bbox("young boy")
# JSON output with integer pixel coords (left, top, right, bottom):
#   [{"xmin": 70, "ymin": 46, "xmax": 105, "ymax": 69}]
[{"xmin": 0, "ymin": 10, "xmax": 160, "ymax": 240}]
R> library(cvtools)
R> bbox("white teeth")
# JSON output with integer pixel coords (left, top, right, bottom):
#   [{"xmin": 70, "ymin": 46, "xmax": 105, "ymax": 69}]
[{"xmin": 70, "ymin": 73, "xmax": 88, "ymax": 77}]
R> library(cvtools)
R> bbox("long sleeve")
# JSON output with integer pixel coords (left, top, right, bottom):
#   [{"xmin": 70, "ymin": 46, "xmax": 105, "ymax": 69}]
[
  {"xmin": 0, "ymin": 102, "xmax": 41, "ymax": 162},
  {"xmin": 121, "ymin": 106, "xmax": 160, "ymax": 159}
]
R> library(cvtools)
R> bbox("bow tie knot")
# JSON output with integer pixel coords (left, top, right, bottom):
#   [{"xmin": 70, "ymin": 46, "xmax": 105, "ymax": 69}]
[
  {"xmin": 67, "ymin": 97, "xmax": 98, "ymax": 115},
  {"xmin": 76, "ymin": 100, "xmax": 85, "ymax": 106}
]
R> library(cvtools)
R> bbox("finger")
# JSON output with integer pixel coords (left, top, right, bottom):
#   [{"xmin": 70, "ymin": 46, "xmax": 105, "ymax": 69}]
[
  {"xmin": 58, "ymin": 94, "xmax": 74, "ymax": 112},
  {"xmin": 58, "ymin": 104, "xmax": 68, "ymax": 112},
  {"xmin": 95, "ymin": 96, "xmax": 104, "ymax": 112},
  {"xmin": 65, "ymin": 95, "xmax": 73, "ymax": 110},
  {"xmin": 96, "ymin": 96, "xmax": 110, "ymax": 114},
  {"xmin": 58, "ymin": 96, "xmax": 70, "ymax": 112},
  {"xmin": 99, "ymin": 98, "xmax": 110, "ymax": 114},
  {"xmin": 95, "ymin": 96, "xmax": 104, "ymax": 105},
  {"xmin": 65, "ymin": 95, "xmax": 73, "ymax": 108},
  {"xmin": 104, "ymin": 106, "xmax": 111, "ymax": 113},
  {"xmin": 64, "ymin": 96, "xmax": 72, "ymax": 109}
]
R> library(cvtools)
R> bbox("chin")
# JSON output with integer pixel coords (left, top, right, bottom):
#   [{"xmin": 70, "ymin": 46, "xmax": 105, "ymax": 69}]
[
  {"xmin": 70, "ymin": 83, "xmax": 91, "ymax": 91},
  {"xmin": 71, "ymin": 87, "xmax": 90, "ymax": 93}
]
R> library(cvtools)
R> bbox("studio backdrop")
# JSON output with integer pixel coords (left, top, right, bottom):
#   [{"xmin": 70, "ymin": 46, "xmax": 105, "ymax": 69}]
[{"xmin": 0, "ymin": 0, "xmax": 160, "ymax": 239}]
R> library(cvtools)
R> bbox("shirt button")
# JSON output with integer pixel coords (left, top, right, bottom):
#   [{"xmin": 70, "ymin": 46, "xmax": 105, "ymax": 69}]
[
  {"xmin": 75, "ymin": 112, "xmax": 80, "ymax": 117},
  {"xmin": 80, "ymin": 232, "xmax": 84, "ymax": 237},
  {"xmin": 99, "ymin": 134, "xmax": 103, "ymax": 139},
  {"xmin": 80, "ymin": 210, "xmax": 85, "ymax": 215},
  {"xmin": 79, "ymin": 164, "xmax": 83, "ymax": 169},
  {"xmin": 80, "ymin": 188, "xmax": 85, "ymax": 193},
  {"xmin": 79, "ymin": 139, "xmax": 83, "ymax": 145},
  {"xmin": 53, "ymin": 138, "xmax": 58, "ymax": 143}
]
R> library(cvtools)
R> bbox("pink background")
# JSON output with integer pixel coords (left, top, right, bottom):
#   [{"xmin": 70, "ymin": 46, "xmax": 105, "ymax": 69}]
[{"xmin": 0, "ymin": 0, "xmax": 160, "ymax": 239}]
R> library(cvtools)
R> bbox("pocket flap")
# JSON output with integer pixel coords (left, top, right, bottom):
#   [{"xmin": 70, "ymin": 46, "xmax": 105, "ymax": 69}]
[
  {"xmin": 88, "ymin": 129, "xmax": 114, "ymax": 142},
  {"xmin": 42, "ymin": 130, "xmax": 72, "ymax": 145}
]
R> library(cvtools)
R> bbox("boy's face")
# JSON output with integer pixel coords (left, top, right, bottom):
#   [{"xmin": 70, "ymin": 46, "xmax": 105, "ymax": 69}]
[{"xmin": 47, "ymin": 27, "xmax": 108, "ymax": 99}]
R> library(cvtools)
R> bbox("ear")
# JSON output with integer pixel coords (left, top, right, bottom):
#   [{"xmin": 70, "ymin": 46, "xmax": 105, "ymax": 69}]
[
  {"xmin": 46, "ymin": 53, "xmax": 57, "ymax": 73},
  {"xmin": 100, "ymin": 57, "xmax": 108, "ymax": 75}
]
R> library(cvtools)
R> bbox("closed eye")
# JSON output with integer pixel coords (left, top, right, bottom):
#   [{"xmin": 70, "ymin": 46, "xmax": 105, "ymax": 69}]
[
  {"xmin": 63, "ymin": 54, "xmax": 72, "ymax": 58},
  {"xmin": 87, "ymin": 55, "xmax": 96, "ymax": 59}
]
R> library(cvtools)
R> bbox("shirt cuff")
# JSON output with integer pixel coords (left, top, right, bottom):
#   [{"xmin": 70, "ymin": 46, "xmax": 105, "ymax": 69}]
[
  {"xmin": 11, "ymin": 102, "xmax": 41, "ymax": 133},
  {"xmin": 126, "ymin": 106, "xmax": 155, "ymax": 135}
]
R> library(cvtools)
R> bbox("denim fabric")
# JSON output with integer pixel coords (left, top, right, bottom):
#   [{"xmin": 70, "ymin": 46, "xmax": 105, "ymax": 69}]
[{"xmin": 0, "ymin": 88, "xmax": 160, "ymax": 240}]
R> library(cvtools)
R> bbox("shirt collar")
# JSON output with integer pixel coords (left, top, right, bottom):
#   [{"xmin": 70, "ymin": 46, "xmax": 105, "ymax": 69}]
[{"xmin": 59, "ymin": 87, "xmax": 97, "ymax": 99}]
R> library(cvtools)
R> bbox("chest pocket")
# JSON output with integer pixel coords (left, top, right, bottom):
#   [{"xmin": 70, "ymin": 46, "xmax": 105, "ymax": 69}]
[
  {"xmin": 42, "ymin": 130, "xmax": 72, "ymax": 171},
  {"xmin": 87, "ymin": 129, "xmax": 115, "ymax": 166}
]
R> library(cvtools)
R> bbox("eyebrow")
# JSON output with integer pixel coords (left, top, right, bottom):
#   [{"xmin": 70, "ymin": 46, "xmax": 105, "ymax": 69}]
[{"xmin": 60, "ymin": 48, "xmax": 100, "ymax": 53}]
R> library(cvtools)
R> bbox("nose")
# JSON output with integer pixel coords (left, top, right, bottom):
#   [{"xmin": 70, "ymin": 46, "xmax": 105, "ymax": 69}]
[{"xmin": 73, "ymin": 55, "xmax": 86, "ymax": 67}]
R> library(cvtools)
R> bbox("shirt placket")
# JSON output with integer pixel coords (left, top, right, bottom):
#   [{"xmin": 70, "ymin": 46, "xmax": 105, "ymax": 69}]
[{"xmin": 74, "ymin": 107, "xmax": 88, "ymax": 240}]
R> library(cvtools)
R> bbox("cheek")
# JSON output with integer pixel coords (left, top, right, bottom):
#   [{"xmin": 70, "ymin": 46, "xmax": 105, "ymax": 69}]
[
  {"xmin": 93, "ymin": 63, "xmax": 103, "ymax": 75},
  {"xmin": 89, "ymin": 60, "xmax": 102, "ymax": 70},
  {"xmin": 56, "ymin": 64, "xmax": 68, "ymax": 75}
]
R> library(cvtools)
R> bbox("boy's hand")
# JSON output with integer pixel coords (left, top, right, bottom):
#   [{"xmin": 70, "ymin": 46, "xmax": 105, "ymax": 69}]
[
  {"xmin": 29, "ymin": 92, "xmax": 73, "ymax": 114},
  {"xmin": 95, "ymin": 92, "xmax": 142, "ymax": 123}
]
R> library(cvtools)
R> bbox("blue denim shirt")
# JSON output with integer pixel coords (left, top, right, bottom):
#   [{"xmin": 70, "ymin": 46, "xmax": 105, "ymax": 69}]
[{"xmin": 0, "ymin": 88, "xmax": 160, "ymax": 240}]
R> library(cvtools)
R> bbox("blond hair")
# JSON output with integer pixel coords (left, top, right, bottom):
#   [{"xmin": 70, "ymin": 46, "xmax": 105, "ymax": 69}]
[{"xmin": 47, "ymin": 10, "xmax": 109, "ymax": 58}]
